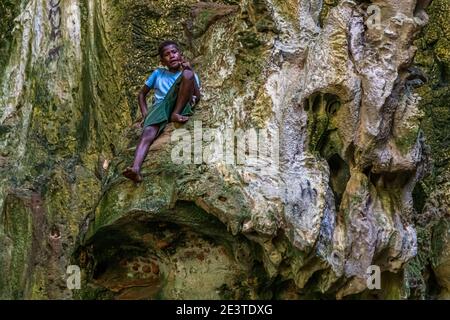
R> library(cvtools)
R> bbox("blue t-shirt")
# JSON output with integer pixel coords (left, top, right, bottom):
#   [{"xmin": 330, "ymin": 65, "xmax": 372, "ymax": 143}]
[{"xmin": 145, "ymin": 68, "xmax": 201, "ymax": 104}]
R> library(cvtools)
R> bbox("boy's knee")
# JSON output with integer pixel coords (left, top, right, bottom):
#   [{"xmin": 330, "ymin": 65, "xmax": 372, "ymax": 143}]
[
  {"xmin": 182, "ymin": 69, "xmax": 194, "ymax": 81},
  {"xmin": 143, "ymin": 126, "xmax": 156, "ymax": 139}
]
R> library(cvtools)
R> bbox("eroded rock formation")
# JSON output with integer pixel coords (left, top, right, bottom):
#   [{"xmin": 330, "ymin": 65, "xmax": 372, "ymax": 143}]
[{"xmin": 0, "ymin": 0, "xmax": 448, "ymax": 299}]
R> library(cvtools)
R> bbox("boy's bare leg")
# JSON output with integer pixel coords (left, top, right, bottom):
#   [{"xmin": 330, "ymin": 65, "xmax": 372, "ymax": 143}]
[
  {"xmin": 123, "ymin": 124, "xmax": 159, "ymax": 182},
  {"xmin": 170, "ymin": 69, "xmax": 195, "ymax": 123}
]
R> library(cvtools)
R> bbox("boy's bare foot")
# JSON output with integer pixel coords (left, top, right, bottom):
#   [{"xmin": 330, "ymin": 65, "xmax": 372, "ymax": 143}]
[
  {"xmin": 170, "ymin": 113, "xmax": 189, "ymax": 123},
  {"xmin": 122, "ymin": 167, "xmax": 143, "ymax": 183}
]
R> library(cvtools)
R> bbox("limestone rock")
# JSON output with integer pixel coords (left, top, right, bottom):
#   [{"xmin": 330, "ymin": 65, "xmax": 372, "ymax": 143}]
[{"xmin": 0, "ymin": 0, "xmax": 447, "ymax": 300}]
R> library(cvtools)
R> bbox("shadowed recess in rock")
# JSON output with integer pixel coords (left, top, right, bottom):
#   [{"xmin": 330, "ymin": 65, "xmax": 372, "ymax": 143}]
[{"xmin": 74, "ymin": 201, "xmax": 276, "ymax": 299}]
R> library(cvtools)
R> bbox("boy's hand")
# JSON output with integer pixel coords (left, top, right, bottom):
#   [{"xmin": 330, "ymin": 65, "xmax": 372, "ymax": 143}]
[
  {"xmin": 134, "ymin": 113, "xmax": 146, "ymax": 128},
  {"xmin": 133, "ymin": 117, "xmax": 144, "ymax": 128},
  {"xmin": 181, "ymin": 56, "xmax": 192, "ymax": 70}
]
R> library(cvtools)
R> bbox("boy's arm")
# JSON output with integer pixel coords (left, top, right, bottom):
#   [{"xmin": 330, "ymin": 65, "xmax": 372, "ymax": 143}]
[
  {"xmin": 138, "ymin": 69, "xmax": 159, "ymax": 121},
  {"xmin": 138, "ymin": 85, "xmax": 151, "ymax": 118}
]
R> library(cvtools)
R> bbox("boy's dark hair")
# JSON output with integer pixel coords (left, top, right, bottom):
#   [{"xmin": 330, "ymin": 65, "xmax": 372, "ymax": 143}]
[{"xmin": 158, "ymin": 40, "xmax": 180, "ymax": 58}]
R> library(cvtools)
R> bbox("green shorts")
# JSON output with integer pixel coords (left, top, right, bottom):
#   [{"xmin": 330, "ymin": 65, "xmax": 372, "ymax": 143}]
[{"xmin": 143, "ymin": 74, "xmax": 194, "ymax": 136}]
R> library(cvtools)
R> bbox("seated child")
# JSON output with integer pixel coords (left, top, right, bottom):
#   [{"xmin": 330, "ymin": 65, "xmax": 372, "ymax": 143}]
[{"xmin": 123, "ymin": 40, "xmax": 201, "ymax": 182}]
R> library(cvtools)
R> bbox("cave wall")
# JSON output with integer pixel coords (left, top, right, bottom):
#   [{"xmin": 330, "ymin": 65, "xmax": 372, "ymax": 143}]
[
  {"xmin": 407, "ymin": 0, "xmax": 450, "ymax": 299},
  {"xmin": 0, "ymin": 0, "xmax": 448, "ymax": 299}
]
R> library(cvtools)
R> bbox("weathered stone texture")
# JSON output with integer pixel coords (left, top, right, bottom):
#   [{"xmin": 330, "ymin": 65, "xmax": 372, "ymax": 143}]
[{"xmin": 0, "ymin": 0, "xmax": 448, "ymax": 299}]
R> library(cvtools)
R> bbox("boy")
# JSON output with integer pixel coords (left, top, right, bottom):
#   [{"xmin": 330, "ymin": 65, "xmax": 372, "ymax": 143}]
[{"xmin": 123, "ymin": 40, "xmax": 201, "ymax": 183}]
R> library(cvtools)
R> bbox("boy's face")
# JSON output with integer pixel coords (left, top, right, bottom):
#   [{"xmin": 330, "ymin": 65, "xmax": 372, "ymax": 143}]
[{"xmin": 160, "ymin": 44, "xmax": 182, "ymax": 69}]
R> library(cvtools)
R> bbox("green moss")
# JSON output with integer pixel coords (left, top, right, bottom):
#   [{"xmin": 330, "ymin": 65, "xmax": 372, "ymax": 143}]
[
  {"xmin": 404, "ymin": 225, "xmax": 433, "ymax": 299},
  {"xmin": 0, "ymin": 0, "xmax": 21, "ymax": 76},
  {"xmin": 414, "ymin": 0, "xmax": 450, "ymax": 185},
  {"xmin": 431, "ymin": 220, "xmax": 449, "ymax": 267},
  {"xmin": 74, "ymin": 284, "xmax": 115, "ymax": 300},
  {"xmin": 319, "ymin": 0, "xmax": 339, "ymax": 28},
  {"xmin": 233, "ymin": 35, "xmax": 266, "ymax": 87},
  {"xmin": 407, "ymin": 0, "xmax": 450, "ymax": 298},
  {"xmin": 305, "ymin": 93, "xmax": 342, "ymax": 156},
  {"xmin": 29, "ymin": 270, "xmax": 49, "ymax": 300},
  {"xmin": 191, "ymin": 9, "xmax": 217, "ymax": 38},
  {"xmin": 270, "ymin": 0, "xmax": 299, "ymax": 30},
  {"xmin": 0, "ymin": 195, "xmax": 33, "ymax": 299},
  {"xmin": 395, "ymin": 128, "xmax": 420, "ymax": 155},
  {"xmin": 381, "ymin": 272, "xmax": 406, "ymax": 299},
  {"xmin": 217, "ymin": 0, "xmax": 275, "ymax": 128}
]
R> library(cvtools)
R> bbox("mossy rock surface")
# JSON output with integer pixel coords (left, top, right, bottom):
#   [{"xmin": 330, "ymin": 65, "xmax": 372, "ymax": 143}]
[{"xmin": 0, "ymin": 0, "xmax": 448, "ymax": 300}]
